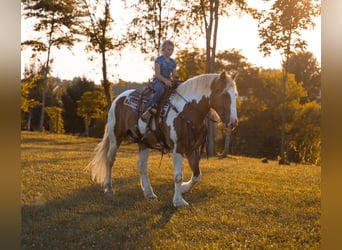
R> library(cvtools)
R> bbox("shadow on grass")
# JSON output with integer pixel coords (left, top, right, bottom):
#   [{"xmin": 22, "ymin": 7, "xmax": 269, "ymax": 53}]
[{"xmin": 21, "ymin": 177, "xmax": 183, "ymax": 249}]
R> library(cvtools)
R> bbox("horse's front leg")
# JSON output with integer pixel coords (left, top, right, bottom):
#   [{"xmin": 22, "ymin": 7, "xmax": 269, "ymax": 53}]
[
  {"xmin": 172, "ymin": 151, "xmax": 189, "ymax": 206},
  {"xmin": 138, "ymin": 147, "xmax": 157, "ymax": 200},
  {"xmin": 181, "ymin": 149, "xmax": 201, "ymax": 194}
]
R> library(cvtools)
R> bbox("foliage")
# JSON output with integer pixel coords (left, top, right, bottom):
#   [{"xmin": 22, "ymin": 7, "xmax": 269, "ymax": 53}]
[
  {"xmin": 256, "ymin": 0, "xmax": 320, "ymax": 164},
  {"xmin": 76, "ymin": 90, "xmax": 107, "ymax": 137},
  {"xmin": 177, "ymin": 48, "xmax": 262, "ymax": 97},
  {"xmin": 21, "ymin": 0, "xmax": 83, "ymax": 130},
  {"xmin": 61, "ymin": 77, "xmax": 98, "ymax": 135},
  {"xmin": 20, "ymin": 70, "xmax": 62, "ymax": 131},
  {"xmin": 288, "ymin": 51, "xmax": 321, "ymax": 103},
  {"xmin": 21, "ymin": 131, "xmax": 321, "ymax": 249},
  {"xmin": 21, "ymin": 76, "xmax": 41, "ymax": 114},
  {"xmin": 21, "ymin": 76, "xmax": 42, "ymax": 130},
  {"xmin": 257, "ymin": 0, "xmax": 321, "ymax": 58},
  {"xmin": 289, "ymin": 101, "xmax": 321, "ymax": 165},
  {"xmin": 175, "ymin": 48, "xmax": 206, "ymax": 80},
  {"xmin": 21, "ymin": 0, "xmax": 82, "ymax": 51},
  {"xmin": 45, "ymin": 106, "xmax": 65, "ymax": 133},
  {"xmin": 231, "ymin": 70, "xmax": 308, "ymax": 161},
  {"xmin": 214, "ymin": 49, "xmax": 262, "ymax": 97}
]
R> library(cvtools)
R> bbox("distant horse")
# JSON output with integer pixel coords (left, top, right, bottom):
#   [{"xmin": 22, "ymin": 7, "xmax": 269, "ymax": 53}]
[{"xmin": 87, "ymin": 72, "xmax": 238, "ymax": 206}]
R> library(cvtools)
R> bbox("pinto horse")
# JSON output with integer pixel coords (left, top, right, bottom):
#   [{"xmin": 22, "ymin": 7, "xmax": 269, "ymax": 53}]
[{"xmin": 87, "ymin": 72, "xmax": 238, "ymax": 206}]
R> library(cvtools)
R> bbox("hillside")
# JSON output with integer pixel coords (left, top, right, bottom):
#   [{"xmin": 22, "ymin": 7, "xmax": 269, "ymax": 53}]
[{"xmin": 21, "ymin": 131, "xmax": 321, "ymax": 249}]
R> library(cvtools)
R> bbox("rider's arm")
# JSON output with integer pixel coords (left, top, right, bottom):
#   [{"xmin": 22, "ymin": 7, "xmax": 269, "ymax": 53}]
[
  {"xmin": 172, "ymin": 67, "xmax": 179, "ymax": 80},
  {"xmin": 155, "ymin": 62, "xmax": 172, "ymax": 86}
]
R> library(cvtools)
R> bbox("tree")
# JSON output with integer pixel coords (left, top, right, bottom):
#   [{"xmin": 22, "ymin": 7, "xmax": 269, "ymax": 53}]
[
  {"xmin": 257, "ymin": 0, "xmax": 320, "ymax": 164},
  {"xmin": 21, "ymin": 62, "xmax": 62, "ymax": 131},
  {"xmin": 288, "ymin": 51, "xmax": 321, "ymax": 103},
  {"xmin": 21, "ymin": 0, "xmax": 82, "ymax": 131},
  {"xmin": 289, "ymin": 101, "xmax": 321, "ymax": 165},
  {"xmin": 231, "ymin": 69, "xmax": 307, "ymax": 160},
  {"xmin": 45, "ymin": 106, "xmax": 64, "ymax": 133},
  {"xmin": 61, "ymin": 77, "xmax": 97, "ymax": 134},
  {"xmin": 80, "ymin": 0, "xmax": 125, "ymax": 108},
  {"xmin": 21, "ymin": 76, "xmax": 41, "ymax": 130},
  {"xmin": 77, "ymin": 90, "xmax": 107, "ymax": 136}
]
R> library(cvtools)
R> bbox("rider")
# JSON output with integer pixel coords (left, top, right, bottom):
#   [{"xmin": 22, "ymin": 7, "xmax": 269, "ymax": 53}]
[{"xmin": 141, "ymin": 40, "xmax": 179, "ymax": 121}]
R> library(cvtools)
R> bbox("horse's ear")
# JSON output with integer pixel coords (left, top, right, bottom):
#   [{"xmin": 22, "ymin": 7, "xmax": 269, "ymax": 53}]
[
  {"xmin": 212, "ymin": 72, "xmax": 228, "ymax": 93},
  {"xmin": 219, "ymin": 72, "xmax": 227, "ymax": 82}
]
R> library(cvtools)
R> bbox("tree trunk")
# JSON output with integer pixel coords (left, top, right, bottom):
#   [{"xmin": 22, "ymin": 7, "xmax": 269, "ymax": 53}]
[
  {"xmin": 38, "ymin": 45, "xmax": 51, "ymax": 131},
  {"xmin": 39, "ymin": 18, "xmax": 55, "ymax": 131},
  {"xmin": 85, "ymin": 119, "xmax": 90, "ymax": 137},
  {"xmin": 279, "ymin": 62, "xmax": 288, "ymax": 165},
  {"xmin": 27, "ymin": 108, "xmax": 32, "ymax": 131},
  {"xmin": 102, "ymin": 49, "xmax": 112, "ymax": 109}
]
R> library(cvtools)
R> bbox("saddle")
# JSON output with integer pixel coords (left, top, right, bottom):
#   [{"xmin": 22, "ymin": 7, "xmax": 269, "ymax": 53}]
[{"xmin": 123, "ymin": 81, "xmax": 182, "ymax": 152}]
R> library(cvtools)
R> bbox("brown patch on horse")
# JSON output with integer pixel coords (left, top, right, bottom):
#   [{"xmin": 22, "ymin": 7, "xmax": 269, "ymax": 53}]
[
  {"xmin": 113, "ymin": 95, "xmax": 140, "ymax": 143},
  {"xmin": 173, "ymin": 96, "xmax": 210, "ymax": 155}
]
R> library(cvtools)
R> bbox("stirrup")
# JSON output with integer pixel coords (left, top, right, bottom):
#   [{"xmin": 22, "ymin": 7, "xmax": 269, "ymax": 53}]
[
  {"xmin": 141, "ymin": 107, "xmax": 156, "ymax": 122},
  {"xmin": 142, "ymin": 107, "xmax": 156, "ymax": 117}
]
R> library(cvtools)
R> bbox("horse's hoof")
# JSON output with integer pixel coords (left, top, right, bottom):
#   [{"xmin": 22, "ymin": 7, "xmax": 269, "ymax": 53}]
[
  {"xmin": 173, "ymin": 198, "xmax": 189, "ymax": 207},
  {"xmin": 104, "ymin": 189, "xmax": 114, "ymax": 197},
  {"xmin": 145, "ymin": 192, "xmax": 158, "ymax": 200}
]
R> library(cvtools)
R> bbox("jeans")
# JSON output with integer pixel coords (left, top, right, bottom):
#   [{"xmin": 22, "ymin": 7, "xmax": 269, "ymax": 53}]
[{"xmin": 146, "ymin": 79, "xmax": 166, "ymax": 109}]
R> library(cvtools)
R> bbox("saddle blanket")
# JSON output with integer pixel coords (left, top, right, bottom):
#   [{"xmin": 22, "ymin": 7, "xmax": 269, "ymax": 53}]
[
  {"xmin": 123, "ymin": 91, "xmax": 177, "ymax": 117},
  {"xmin": 123, "ymin": 94, "xmax": 146, "ymax": 110}
]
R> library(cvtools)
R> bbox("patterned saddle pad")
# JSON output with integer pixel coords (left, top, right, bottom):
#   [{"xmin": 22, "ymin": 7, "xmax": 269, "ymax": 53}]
[
  {"xmin": 123, "ymin": 85, "xmax": 177, "ymax": 117},
  {"xmin": 123, "ymin": 86, "xmax": 153, "ymax": 112}
]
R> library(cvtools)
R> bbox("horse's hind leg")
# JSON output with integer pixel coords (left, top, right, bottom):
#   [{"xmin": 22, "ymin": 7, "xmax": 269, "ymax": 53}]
[
  {"xmin": 138, "ymin": 146, "xmax": 157, "ymax": 200},
  {"xmin": 181, "ymin": 149, "xmax": 201, "ymax": 194},
  {"xmin": 104, "ymin": 136, "xmax": 120, "ymax": 196}
]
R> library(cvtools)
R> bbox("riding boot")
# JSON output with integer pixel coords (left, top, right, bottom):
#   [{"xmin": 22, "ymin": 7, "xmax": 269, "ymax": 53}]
[{"xmin": 141, "ymin": 106, "xmax": 157, "ymax": 122}]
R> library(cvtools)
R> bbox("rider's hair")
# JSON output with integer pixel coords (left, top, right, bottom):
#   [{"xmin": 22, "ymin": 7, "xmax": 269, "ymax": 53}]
[{"xmin": 160, "ymin": 40, "xmax": 174, "ymax": 54}]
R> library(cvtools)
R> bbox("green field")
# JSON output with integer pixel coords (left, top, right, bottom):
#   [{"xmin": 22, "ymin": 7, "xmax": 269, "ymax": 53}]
[{"xmin": 21, "ymin": 131, "xmax": 321, "ymax": 249}]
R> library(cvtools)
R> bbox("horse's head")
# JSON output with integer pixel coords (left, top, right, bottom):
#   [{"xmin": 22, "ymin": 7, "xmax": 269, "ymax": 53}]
[{"xmin": 210, "ymin": 72, "xmax": 238, "ymax": 129}]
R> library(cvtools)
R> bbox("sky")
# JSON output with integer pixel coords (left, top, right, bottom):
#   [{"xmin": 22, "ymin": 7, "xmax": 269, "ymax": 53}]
[{"xmin": 21, "ymin": 1, "xmax": 321, "ymax": 84}]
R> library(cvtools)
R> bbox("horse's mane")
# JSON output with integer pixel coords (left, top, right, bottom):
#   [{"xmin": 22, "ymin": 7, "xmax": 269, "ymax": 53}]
[
  {"xmin": 176, "ymin": 73, "xmax": 236, "ymax": 97},
  {"xmin": 176, "ymin": 74, "xmax": 218, "ymax": 97}
]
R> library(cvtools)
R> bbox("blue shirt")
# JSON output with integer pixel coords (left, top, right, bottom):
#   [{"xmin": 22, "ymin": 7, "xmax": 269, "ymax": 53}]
[{"xmin": 153, "ymin": 55, "xmax": 177, "ymax": 81}]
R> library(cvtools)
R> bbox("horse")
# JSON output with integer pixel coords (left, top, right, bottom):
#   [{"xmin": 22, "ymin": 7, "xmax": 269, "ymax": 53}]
[{"xmin": 87, "ymin": 72, "xmax": 238, "ymax": 206}]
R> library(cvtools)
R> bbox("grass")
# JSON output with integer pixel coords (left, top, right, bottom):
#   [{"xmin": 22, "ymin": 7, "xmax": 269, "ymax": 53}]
[{"xmin": 21, "ymin": 131, "xmax": 321, "ymax": 249}]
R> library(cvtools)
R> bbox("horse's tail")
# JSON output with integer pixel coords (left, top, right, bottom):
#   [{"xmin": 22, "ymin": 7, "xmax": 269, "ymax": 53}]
[{"xmin": 87, "ymin": 124, "xmax": 110, "ymax": 184}]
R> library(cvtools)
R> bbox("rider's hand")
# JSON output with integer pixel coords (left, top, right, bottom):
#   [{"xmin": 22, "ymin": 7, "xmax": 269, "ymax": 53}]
[{"xmin": 164, "ymin": 79, "xmax": 172, "ymax": 87}]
